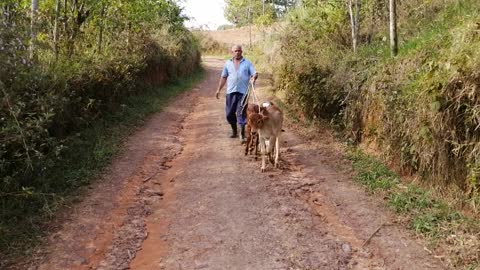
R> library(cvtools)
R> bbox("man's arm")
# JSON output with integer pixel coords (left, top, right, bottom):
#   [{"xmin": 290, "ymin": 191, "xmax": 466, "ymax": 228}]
[
  {"xmin": 250, "ymin": 73, "xmax": 258, "ymax": 84},
  {"xmin": 215, "ymin": 77, "xmax": 227, "ymax": 99},
  {"xmin": 249, "ymin": 61, "xmax": 258, "ymax": 84}
]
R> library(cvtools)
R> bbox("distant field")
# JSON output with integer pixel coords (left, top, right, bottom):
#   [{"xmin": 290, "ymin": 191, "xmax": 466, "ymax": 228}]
[{"xmin": 201, "ymin": 25, "xmax": 278, "ymax": 49}]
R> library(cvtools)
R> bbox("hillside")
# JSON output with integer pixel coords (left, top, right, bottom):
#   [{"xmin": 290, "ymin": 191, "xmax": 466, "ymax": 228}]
[{"xmin": 203, "ymin": 25, "xmax": 266, "ymax": 47}]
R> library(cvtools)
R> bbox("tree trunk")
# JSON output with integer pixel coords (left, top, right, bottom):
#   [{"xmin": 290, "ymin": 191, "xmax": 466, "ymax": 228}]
[
  {"xmin": 126, "ymin": 22, "xmax": 132, "ymax": 53},
  {"xmin": 30, "ymin": 0, "xmax": 39, "ymax": 60},
  {"xmin": 67, "ymin": 1, "xmax": 90, "ymax": 57},
  {"xmin": 355, "ymin": 0, "xmax": 361, "ymax": 39},
  {"xmin": 63, "ymin": 0, "xmax": 68, "ymax": 32},
  {"xmin": 67, "ymin": 0, "xmax": 78, "ymax": 56},
  {"xmin": 97, "ymin": 3, "xmax": 106, "ymax": 54},
  {"xmin": 389, "ymin": 0, "xmax": 398, "ymax": 56},
  {"xmin": 53, "ymin": 0, "xmax": 61, "ymax": 60},
  {"xmin": 348, "ymin": 0, "xmax": 360, "ymax": 53}
]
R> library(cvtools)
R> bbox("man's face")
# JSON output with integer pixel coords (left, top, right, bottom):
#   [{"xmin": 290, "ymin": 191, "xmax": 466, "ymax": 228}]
[{"xmin": 232, "ymin": 47, "xmax": 243, "ymax": 59}]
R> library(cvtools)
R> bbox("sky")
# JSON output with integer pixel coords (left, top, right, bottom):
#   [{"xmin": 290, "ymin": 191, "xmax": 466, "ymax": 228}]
[{"xmin": 181, "ymin": 0, "xmax": 231, "ymax": 30}]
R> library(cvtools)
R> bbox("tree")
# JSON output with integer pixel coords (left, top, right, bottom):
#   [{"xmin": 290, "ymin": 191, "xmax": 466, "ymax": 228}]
[
  {"xmin": 389, "ymin": 0, "xmax": 398, "ymax": 56},
  {"xmin": 53, "ymin": 0, "xmax": 61, "ymax": 59},
  {"xmin": 347, "ymin": 0, "xmax": 361, "ymax": 53},
  {"xmin": 225, "ymin": 0, "xmax": 258, "ymax": 26},
  {"xmin": 225, "ymin": 0, "xmax": 297, "ymax": 26},
  {"xmin": 30, "ymin": 0, "xmax": 39, "ymax": 59}
]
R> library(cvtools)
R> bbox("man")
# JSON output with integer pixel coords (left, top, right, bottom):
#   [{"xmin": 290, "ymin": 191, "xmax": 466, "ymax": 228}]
[{"xmin": 215, "ymin": 45, "xmax": 258, "ymax": 143}]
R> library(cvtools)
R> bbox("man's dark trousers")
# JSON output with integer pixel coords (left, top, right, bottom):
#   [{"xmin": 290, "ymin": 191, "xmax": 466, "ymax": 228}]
[{"xmin": 225, "ymin": 92, "xmax": 247, "ymax": 133}]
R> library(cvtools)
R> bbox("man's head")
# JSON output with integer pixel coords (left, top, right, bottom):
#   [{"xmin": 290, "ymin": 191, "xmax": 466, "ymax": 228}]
[{"xmin": 231, "ymin": 45, "xmax": 243, "ymax": 60}]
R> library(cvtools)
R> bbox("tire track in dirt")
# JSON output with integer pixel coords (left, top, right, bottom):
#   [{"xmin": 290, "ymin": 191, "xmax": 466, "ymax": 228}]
[{"xmin": 275, "ymin": 121, "xmax": 445, "ymax": 269}]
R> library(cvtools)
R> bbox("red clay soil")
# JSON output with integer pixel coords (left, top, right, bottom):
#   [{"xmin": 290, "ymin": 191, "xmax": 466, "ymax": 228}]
[{"xmin": 11, "ymin": 58, "xmax": 447, "ymax": 270}]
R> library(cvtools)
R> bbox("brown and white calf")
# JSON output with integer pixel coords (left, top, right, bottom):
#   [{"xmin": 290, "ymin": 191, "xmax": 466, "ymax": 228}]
[
  {"xmin": 245, "ymin": 103, "xmax": 260, "ymax": 157},
  {"xmin": 247, "ymin": 102, "xmax": 284, "ymax": 172}
]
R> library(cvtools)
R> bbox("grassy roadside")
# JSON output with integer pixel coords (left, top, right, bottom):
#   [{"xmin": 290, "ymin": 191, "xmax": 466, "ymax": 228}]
[
  {"xmin": 349, "ymin": 150, "xmax": 480, "ymax": 269},
  {"xmin": 0, "ymin": 69, "xmax": 205, "ymax": 266},
  {"xmin": 261, "ymin": 84, "xmax": 479, "ymax": 269}
]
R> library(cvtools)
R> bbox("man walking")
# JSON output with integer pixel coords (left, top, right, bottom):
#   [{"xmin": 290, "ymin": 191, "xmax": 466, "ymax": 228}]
[{"xmin": 215, "ymin": 45, "xmax": 258, "ymax": 143}]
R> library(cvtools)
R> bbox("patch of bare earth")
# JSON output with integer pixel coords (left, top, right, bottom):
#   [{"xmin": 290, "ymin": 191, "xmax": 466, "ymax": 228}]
[{"xmin": 13, "ymin": 58, "xmax": 446, "ymax": 270}]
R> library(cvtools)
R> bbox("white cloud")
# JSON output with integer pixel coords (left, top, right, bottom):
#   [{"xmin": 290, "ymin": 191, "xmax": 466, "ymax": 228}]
[{"xmin": 182, "ymin": 0, "xmax": 232, "ymax": 30}]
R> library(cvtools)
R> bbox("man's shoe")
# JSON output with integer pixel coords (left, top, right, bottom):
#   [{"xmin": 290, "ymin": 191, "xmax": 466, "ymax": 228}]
[
  {"xmin": 240, "ymin": 125, "xmax": 246, "ymax": 143},
  {"xmin": 229, "ymin": 123, "xmax": 238, "ymax": 138}
]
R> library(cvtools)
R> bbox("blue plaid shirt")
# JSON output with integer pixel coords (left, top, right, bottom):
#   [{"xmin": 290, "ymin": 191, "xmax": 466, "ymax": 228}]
[{"xmin": 221, "ymin": 58, "xmax": 257, "ymax": 95}]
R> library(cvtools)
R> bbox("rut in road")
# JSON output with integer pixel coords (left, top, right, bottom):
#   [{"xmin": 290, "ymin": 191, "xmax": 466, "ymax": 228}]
[{"xmin": 25, "ymin": 58, "xmax": 445, "ymax": 270}]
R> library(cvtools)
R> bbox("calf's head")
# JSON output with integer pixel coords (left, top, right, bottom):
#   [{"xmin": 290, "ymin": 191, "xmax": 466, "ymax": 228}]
[{"xmin": 248, "ymin": 113, "xmax": 267, "ymax": 134}]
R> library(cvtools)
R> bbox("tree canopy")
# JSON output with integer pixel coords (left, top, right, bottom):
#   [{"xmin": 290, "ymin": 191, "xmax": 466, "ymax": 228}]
[{"xmin": 224, "ymin": 0, "xmax": 298, "ymax": 26}]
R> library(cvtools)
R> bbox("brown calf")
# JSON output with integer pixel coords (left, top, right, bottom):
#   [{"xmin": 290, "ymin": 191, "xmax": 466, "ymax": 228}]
[
  {"xmin": 247, "ymin": 102, "xmax": 284, "ymax": 172},
  {"xmin": 245, "ymin": 103, "xmax": 260, "ymax": 157}
]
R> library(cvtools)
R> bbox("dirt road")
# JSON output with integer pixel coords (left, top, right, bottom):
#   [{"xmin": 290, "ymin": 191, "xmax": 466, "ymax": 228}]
[{"xmin": 22, "ymin": 58, "xmax": 445, "ymax": 270}]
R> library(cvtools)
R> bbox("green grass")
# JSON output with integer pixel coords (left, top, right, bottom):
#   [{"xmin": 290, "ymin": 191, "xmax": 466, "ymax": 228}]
[
  {"xmin": 356, "ymin": 0, "xmax": 478, "ymax": 69},
  {"xmin": 349, "ymin": 150, "xmax": 399, "ymax": 193},
  {"xmin": 0, "ymin": 68, "xmax": 205, "ymax": 266},
  {"xmin": 349, "ymin": 149, "xmax": 480, "ymax": 268},
  {"xmin": 389, "ymin": 185, "xmax": 437, "ymax": 213}
]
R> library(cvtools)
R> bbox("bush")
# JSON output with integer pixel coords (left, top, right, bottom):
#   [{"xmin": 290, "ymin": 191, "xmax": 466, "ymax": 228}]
[
  {"xmin": 271, "ymin": 3, "xmax": 349, "ymax": 120},
  {"xmin": 256, "ymin": 0, "xmax": 480, "ymax": 193},
  {"xmin": 0, "ymin": 2, "xmax": 201, "ymax": 259}
]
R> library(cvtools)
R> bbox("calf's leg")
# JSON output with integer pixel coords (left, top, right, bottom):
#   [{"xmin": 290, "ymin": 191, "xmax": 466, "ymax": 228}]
[
  {"xmin": 274, "ymin": 136, "xmax": 281, "ymax": 168},
  {"xmin": 244, "ymin": 125, "xmax": 252, "ymax": 155},
  {"xmin": 253, "ymin": 133, "xmax": 259, "ymax": 160},
  {"xmin": 260, "ymin": 137, "xmax": 267, "ymax": 172}
]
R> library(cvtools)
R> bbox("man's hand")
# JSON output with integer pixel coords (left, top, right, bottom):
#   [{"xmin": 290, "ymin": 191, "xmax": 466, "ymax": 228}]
[{"xmin": 216, "ymin": 77, "xmax": 227, "ymax": 100}]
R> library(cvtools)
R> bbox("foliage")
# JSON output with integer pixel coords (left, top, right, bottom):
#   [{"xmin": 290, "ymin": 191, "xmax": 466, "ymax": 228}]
[
  {"xmin": 254, "ymin": 12, "xmax": 276, "ymax": 26},
  {"xmin": 254, "ymin": 0, "xmax": 480, "ymax": 196},
  {"xmin": 0, "ymin": 0, "xmax": 201, "ymax": 262},
  {"xmin": 0, "ymin": 69, "xmax": 205, "ymax": 267},
  {"xmin": 272, "ymin": 2, "xmax": 349, "ymax": 120},
  {"xmin": 193, "ymin": 31, "xmax": 229, "ymax": 56},
  {"xmin": 225, "ymin": 0, "xmax": 297, "ymax": 26},
  {"xmin": 342, "ymin": 0, "xmax": 480, "ymax": 192}
]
